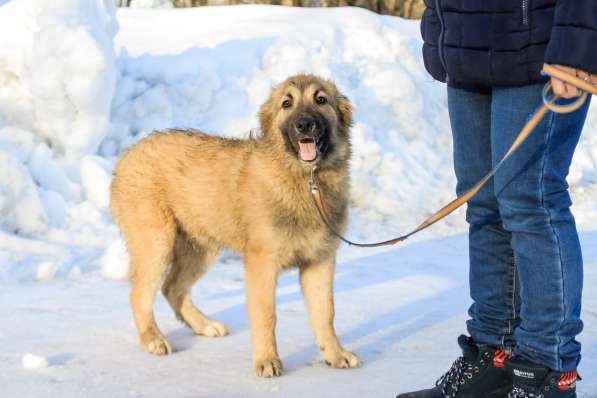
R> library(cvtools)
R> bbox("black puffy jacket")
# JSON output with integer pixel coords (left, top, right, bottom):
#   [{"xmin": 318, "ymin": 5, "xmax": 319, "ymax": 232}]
[{"xmin": 421, "ymin": 0, "xmax": 597, "ymax": 90}]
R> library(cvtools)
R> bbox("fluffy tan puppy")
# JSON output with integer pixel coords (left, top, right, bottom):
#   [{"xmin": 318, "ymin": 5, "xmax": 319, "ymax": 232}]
[{"xmin": 110, "ymin": 74, "xmax": 359, "ymax": 377}]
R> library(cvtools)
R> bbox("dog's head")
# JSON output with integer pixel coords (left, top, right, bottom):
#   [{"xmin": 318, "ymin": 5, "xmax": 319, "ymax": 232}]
[{"xmin": 259, "ymin": 75, "xmax": 352, "ymax": 168}]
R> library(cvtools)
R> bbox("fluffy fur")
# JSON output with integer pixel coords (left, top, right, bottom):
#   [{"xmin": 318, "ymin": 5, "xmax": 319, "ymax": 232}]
[{"xmin": 110, "ymin": 74, "xmax": 360, "ymax": 377}]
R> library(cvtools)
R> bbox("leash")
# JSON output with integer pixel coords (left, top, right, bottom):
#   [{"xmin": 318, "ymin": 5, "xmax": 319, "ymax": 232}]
[{"xmin": 310, "ymin": 64, "xmax": 596, "ymax": 248}]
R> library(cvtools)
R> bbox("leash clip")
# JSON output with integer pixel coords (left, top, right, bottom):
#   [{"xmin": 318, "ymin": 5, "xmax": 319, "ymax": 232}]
[
  {"xmin": 309, "ymin": 166, "xmax": 318, "ymax": 186},
  {"xmin": 309, "ymin": 166, "xmax": 320, "ymax": 195}
]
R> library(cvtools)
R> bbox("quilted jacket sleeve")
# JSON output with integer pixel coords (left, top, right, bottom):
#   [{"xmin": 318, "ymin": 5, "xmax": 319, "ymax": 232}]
[{"xmin": 545, "ymin": 0, "xmax": 597, "ymax": 74}]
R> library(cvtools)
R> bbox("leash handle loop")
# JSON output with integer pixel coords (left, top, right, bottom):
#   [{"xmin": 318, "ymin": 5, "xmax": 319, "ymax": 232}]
[
  {"xmin": 542, "ymin": 83, "xmax": 588, "ymax": 113},
  {"xmin": 310, "ymin": 64, "xmax": 595, "ymax": 248}
]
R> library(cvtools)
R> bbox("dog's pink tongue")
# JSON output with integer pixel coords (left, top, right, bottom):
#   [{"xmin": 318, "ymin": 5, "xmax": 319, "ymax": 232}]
[{"xmin": 299, "ymin": 142, "xmax": 317, "ymax": 161}]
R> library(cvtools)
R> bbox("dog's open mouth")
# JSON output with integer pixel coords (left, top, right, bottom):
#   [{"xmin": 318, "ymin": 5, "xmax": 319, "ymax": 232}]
[{"xmin": 298, "ymin": 138, "xmax": 318, "ymax": 162}]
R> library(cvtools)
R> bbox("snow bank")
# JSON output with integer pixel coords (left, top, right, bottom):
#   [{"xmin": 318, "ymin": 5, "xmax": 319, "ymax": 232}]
[
  {"xmin": 0, "ymin": 0, "xmax": 117, "ymax": 237},
  {"xmin": 0, "ymin": 0, "xmax": 117, "ymax": 158},
  {"xmin": 112, "ymin": 6, "xmax": 456, "ymax": 237},
  {"xmin": 30, "ymin": 0, "xmax": 117, "ymax": 158},
  {"xmin": 0, "ymin": 149, "xmax": 47, "ymax": 235},
  {"xmin": 1, "ymin": 4, "xmax": 596, "ymax": 284}
]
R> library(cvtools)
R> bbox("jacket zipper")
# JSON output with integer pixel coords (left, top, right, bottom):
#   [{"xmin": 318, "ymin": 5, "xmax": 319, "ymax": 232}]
[
  {"xmin": 522, "ymin": 0, "xmax": 530, "ymax": 25},
  {"xmin": 434, "ymin": 0, "xmax": 449, "ymax": 82}
]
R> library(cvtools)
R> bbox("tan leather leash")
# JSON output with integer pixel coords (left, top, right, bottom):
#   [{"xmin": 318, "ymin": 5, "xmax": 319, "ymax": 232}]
[{"xmin": 310, "ymin": 64, "xmax": 596, "ymax": 248}]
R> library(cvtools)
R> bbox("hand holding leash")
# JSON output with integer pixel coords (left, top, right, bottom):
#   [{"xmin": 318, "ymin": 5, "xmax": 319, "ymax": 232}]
[{"xmin": 549, "ymin": 64, "xmax": 597, "ymax": 99}]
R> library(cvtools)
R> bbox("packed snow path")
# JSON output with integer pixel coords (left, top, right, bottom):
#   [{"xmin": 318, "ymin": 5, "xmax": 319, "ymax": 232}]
[{"xmin": 1, "ymin": 233, "xmax": 596, "ymax": 397}]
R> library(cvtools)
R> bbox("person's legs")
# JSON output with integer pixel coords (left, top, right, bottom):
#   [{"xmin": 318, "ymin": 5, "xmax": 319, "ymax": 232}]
[
  {"xmin": 395, "ymin": 87, "xmax": 518, "ymax": 398},
  {"xmin": 491, "ymin": 84, "xmax": 589, "ymax": 372},
  {"xmin": 448, "ymin": 86, "xmax": 520, "ymax": 351}
]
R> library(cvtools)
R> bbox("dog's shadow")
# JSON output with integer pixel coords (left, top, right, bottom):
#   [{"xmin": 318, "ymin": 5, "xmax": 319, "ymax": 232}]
[
  {"xmin": 161, "ymin": 229, "xmax": 597, "ymax": 379},
  {"xmin": 282, "ymin": 229, "xmax": 597, "ymax": 372},
  {"xmin": 281, "ymin": 234, "xmax": 470, "ymax": 372},
  {"xmin": 164, "ymin": 233, "xmax": 470, "ymax": 372}
]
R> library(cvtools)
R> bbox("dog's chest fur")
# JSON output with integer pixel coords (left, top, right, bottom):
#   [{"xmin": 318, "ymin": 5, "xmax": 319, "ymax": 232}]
[{"xmin": 267, "ymin": 177, "xmax": 347, "ymax": 267}]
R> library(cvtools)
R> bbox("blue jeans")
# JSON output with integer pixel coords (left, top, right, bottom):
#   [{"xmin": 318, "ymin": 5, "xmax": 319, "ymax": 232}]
[{"xmin": 447, "ymin": 84, "xmax": 590, "ymax": 372}]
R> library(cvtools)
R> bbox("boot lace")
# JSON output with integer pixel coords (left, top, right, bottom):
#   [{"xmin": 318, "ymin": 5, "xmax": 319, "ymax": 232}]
[
  {"xmin": 507, "ymin": 385, "xmax": 544, "ymax": 398},
  {"xmin": 435, "ymin": 356, "xmax": 476, "ymax": 398}
]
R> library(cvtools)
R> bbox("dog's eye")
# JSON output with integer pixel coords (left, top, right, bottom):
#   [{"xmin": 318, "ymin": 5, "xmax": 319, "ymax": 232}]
[
  {"xmin": 316, "ymin": 96, "xmax": 327, "ymax": 105},
  {"xmin": 282, "ymin": 99, "xmax": 292, "ymax": 109}
]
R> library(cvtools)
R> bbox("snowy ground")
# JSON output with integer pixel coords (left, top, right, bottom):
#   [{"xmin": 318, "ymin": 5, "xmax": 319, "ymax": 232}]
[
  {"xmin": 0, "ymin": 2, "xmax": 596, "ymax": 397},
  {"xmin": 2, "ymin": 233, "xmax": 597, "ymax": 397}
]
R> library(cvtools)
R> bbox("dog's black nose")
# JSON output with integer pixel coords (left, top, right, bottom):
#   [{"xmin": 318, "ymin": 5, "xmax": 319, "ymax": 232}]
[{"xmin": 294, "ymin": 116, "xmax": 316, "ymax": 134}]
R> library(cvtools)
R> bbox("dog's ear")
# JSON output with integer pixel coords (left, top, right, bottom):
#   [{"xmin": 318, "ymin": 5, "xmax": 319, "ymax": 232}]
[
  {"xmin": 258, "ymin": 96, "xmax": 275, "ymax": 136},
  {"xmin": 336, "ymin": 94, "xmax": 353, "ymax": 129}
]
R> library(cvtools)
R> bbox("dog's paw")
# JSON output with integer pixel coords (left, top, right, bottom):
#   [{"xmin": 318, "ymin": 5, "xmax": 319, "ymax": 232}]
[
  {"xmin": 143, "ymin": 337, "xmax": 172, "ymax": 356},
  {"xmin": 324, "ymin": 350, "xmax": 360, "ymax": 369},
  {"xmin": 194, "ymin": 320, "xmax": 229, "ymax": 338},
  {"xmin": 254, "ymin": 357, "xmax": 283, "ymax": 378}
]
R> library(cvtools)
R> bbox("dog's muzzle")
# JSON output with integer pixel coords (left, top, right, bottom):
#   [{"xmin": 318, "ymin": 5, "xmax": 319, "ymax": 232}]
[{"xmin": 294, "ymin": 114, "xmax": 327, "ymax": 163}]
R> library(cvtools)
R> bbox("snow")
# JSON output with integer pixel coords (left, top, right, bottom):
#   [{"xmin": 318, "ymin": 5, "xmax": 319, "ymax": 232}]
[
  {"xmin": 0, "ymin": 2, "xmax": 596, "ymax": 397},
  {"xmin": 35, "ymin": 261, "xmax": 58, "ymax": 282},
  {"xmin": 80, "ymin": 156, "xmax": 113, "ymax": 209},
  {"xmin": 0, "ymin": 149, "xmax": 48, "ymax": 235},
  {"xmin": 21, "ymin": 353, "xmax": 49, "ymax": 370},
  {"xmin": 100, "ymin": 238, "xmax": 129, "ymax": 281},
  {"xmin": 3, "ymin": 234, "xmax": 597, "ymax": 396},
  {"xmin": 128, "ymin": 0, "xmax": 173, "ymax": 8}
]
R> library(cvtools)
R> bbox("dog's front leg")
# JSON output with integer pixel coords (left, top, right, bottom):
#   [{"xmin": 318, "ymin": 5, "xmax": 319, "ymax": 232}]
[
  {"xmin": 300, "ymin": 257, "xmax": 360, "ymax": 369},
  {"xmin": 244, "ymin": 248, "xmax": 282, "ymax": 377}
]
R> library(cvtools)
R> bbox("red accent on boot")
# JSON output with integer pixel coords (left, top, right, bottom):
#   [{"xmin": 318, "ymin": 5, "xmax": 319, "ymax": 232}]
[
  {"xmin": 492, "ymin": 349, "xmax": 512, "ymax": 368},
  {"xmin": 558, "ymin": 370, "xmax": 578, "ymax": 391}
]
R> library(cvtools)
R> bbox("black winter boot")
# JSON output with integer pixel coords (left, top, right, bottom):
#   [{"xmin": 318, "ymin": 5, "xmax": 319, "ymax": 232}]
[
  {"xmin": 506, "ymin": 358, "xmax": 578, "ymax": 398},
  {"xmin": 396, "ymin": 335, "xmax": 512, "ymax": 398}
]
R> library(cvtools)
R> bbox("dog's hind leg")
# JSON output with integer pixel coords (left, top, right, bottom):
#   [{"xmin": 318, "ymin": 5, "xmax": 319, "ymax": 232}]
[
  {"xmin": 127, "ymin": 210, "xmax": 177, "ymax": 356},
  {"xmin": 162, "ymin": 235, "xmax": 229, "ymax": 337}
]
